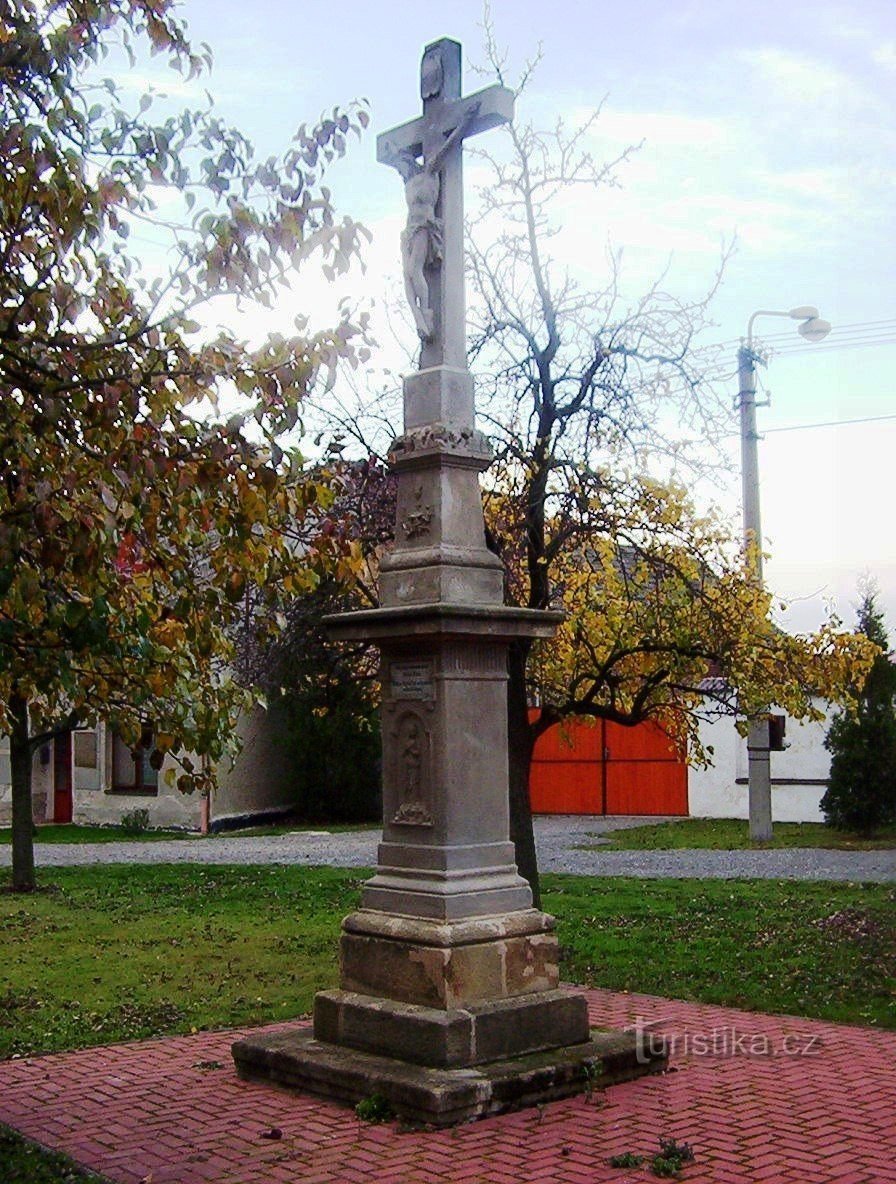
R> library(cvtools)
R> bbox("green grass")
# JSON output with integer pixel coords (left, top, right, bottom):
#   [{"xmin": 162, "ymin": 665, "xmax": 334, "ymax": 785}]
[
  {"xmin": 0, "ymin": 866, "xmax": 893, "ymax": 1066},
  {"xmin": 0, "ymin": 865, "xmax": 360, "ymax": 1059},
  {"xmin": 0, "ymin": 1125, "xmax": 101, "ymax": 1182},
  {"xmin": 0, "ymin": 1127, "xmax": 101, "ymax": 1184},
  {"xmin": 596, "ymin": 818, "xmax": 896, "ymax": 851},
  {"xmin": 544, "ymin": 875, "xmax": 896, "ymax": 1028},
  {"xmin": 0, "ymin": 821, "xmax": 378, "ymax": 844},
  {"xmin": 0, "ymin": 823, "xmax": 196, "ymax": 844}
]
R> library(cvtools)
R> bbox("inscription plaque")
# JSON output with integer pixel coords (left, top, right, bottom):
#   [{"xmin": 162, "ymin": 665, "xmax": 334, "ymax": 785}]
[{"xmin": 391, "ymin": 661, "xmax": 435, "ymax": 701}]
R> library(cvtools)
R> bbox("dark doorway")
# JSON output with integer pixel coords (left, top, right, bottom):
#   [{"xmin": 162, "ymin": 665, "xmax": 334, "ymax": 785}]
[{"xmin": 53, "ymin": 733, "xmax": 73, "ymax": 823}]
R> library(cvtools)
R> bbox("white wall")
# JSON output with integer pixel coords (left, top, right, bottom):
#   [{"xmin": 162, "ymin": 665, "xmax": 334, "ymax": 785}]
[
  {"xmin": 689, "ymin": 699, "xmax": 832, "ymax": 823},
  {"xmin": 0, "ymin": 741, "xmax": 53, "ymax": 825},
  {"xmin": 72, "ymin": 727, "xmax": 201, "ymax": 830},
  {"xmin": 212, "ymin": 701, "xmax": 297, "ymax": 824},
  {"xmin": 70, "ymin": 704, "xmax": 297, "ymax": 829}
]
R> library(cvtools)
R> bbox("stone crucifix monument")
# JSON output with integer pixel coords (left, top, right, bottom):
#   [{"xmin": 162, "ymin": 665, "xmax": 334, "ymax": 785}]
[{"xmin": 233, "ymin": 38, "xmax": 665, "ymax": 1126}]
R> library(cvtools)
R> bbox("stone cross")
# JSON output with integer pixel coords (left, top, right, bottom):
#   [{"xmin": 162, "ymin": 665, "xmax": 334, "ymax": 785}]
[
  {"xmin": 377, "ymin": 39, "xmax": 513, "ymax": 370},
  {"xmin": 232, "ymin": 38, "xmax": 665, "ymax": 1125}
]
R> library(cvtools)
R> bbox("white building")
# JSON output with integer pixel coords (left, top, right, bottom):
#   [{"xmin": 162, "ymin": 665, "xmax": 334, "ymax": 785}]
[
  {"xmin": 0, "ymin": 705, "xmax": 297, "ymax": 831},
  {"xmin": 690, "ymin": 699, "xmax": 832, "ymax": 823}
]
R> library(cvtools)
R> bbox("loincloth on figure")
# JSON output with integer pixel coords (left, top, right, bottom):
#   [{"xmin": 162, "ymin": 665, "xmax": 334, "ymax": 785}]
[{"xmin": 402, "ymin": 217, "xmax": 443, "ymax": 266}]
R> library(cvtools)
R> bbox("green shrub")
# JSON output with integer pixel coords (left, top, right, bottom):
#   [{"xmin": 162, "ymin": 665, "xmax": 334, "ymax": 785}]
[
  {"xmin": 822, "ymin": 590, "xmax": 896, "ymax": 835},
  {"xmin": 119, "ymin": 807, "xmax": 150, "ymax": 834},
  {"xmin": 354, "ymin": 1093, "xmax": 393, "ymax": 1123}
]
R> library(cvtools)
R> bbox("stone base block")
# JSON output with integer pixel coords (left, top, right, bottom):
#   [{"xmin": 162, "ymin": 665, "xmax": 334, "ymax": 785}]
[
  {"xmin": 402, "ymin": 366, "xmax": 474, "ymax": 430},
  {"xmin": 357, "ymin": 864, "xmax": 534, "ymax": 924},
  {"xmin": 378, "ymin": 560, "xmax": 505, "ymax": 611},
  {"xmin": 339, "ymin": 908, "xmax": 560, "ymax": 1008},
  {"xmin": 313, "ymin": 988, "xmax": 589, "ymax": 1068},
  {"xmin": 232, "ymin": 1025, "xmax": 668, "ymax": 1128}
]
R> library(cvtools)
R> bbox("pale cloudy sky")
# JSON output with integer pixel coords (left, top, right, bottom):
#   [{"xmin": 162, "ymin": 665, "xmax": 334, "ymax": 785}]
[{"xmin": 133, "ymin": 0, "xmax": 895, "ymax": 639}]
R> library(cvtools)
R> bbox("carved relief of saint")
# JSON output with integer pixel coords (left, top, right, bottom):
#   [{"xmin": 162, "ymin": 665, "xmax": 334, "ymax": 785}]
[
  {"xmin": 402, "ymin": 719, "xmax": 422, "ymax": 801},
  {"xmin": 391, "ymin": 711, "xmax": 433, "ymax": 826}
]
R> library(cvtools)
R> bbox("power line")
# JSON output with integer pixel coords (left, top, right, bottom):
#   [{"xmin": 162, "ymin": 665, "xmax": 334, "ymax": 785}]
[
  {"xmin": 775, "ymin": 328, "xmax": 896, "ymax": 345},
  {"xmin": 771, "ymin": 337, "xmax": 896, "ymax": 357},
  {"xmin": 721, "ymin": 412, "xmax": 896, "ymax": 439},
  {"xmin": 691, "ymin": 333, "xmax": 896, "ymax": 360},
  {"xmin": 796, "ymin": 318, "xmax": 894, "ymax": 334},
  {"xmin": 709, "ymin": 318, "xmax": 896, "ymax": 350},
  {"xmin": 762, "ymin": 413, "xmax": 896, "ymax": 434}
]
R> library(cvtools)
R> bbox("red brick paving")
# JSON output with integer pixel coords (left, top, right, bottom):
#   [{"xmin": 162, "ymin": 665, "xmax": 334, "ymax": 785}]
[{"xmin": 1, "ymin": 989, "xmax": 893, "ymax": 1183}]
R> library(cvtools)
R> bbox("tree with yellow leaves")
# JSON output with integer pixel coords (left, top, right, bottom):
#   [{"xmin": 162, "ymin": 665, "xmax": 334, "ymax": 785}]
[
  {"xmin": 466, "ymin": 30, "xmax": 873, "ymax": 901},
  {"xmin": 483, "ymin": 466, "xmax": 873, "ymax": 900},
  {"xmin": 1, "ymin": 0, "xmax": 369, "ymax": 889}
]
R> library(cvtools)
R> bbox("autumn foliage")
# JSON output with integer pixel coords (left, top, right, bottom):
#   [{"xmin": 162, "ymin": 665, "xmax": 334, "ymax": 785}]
[
  {"xmin": 461, "ymin": 30, "xmax": 875, "ymax": 897},
  {"xmin": 1, "ymin": 0, "xmax": 368, "ymax": 887}
]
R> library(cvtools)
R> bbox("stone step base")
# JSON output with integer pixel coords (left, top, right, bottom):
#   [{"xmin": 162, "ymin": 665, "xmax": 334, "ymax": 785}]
[
  {"xmin": 232, "ymin": 1026, "xmax": 667, "ymax": 1128},
  {"xmin": 313, "ymin": 988, "xmax": 590, "ymax": 1068}
]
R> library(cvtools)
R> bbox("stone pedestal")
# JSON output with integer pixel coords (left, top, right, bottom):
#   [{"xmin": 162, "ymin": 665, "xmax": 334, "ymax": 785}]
[{"xmin": 231, "ymin": 606, "xmax": 668, "ymax": 1122}]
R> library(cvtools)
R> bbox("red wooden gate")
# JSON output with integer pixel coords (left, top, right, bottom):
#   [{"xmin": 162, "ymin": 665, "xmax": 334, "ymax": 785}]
[{"xmin": 527, "ymin": 712, "xmax": 687, "ymax": 816}]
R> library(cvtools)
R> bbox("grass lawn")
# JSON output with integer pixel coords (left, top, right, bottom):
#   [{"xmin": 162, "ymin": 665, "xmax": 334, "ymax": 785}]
[
  {"xmin": 0, "ymin": 821, "xmax": 378, "ymax": 844},
  {"xmin": 597, "ymin": 817, "xmax": 896, "ymax": 851},
  {"xmin": 0, "ymin": 866, "xmax": 893, "ymax": 1067},
  {"xmin": 546, "ymin": 875, "xmax": 895, "ymax": 1027},
  {"xmin": 0, "ymin": 823, "xmax": 197, "ymax": 844},
  {"xmin": 0, "ymin": 1125, "xmax": 100, "ymax": 1182}
]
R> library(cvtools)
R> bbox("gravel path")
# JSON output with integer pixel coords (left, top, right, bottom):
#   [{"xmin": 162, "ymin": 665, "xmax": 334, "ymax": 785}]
[{"xmin": 4, "ymin": 814, "xmax": 895, "ymax": 881}]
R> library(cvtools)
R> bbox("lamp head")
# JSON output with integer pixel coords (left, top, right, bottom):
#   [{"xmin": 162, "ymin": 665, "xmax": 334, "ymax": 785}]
[
  {"xmin": 797, "ymin": 316, "xmax": 831, "ymax": 343},
  {"xmin": 788, "ymin": 306, "xmax": 819, "ymax": 319}
]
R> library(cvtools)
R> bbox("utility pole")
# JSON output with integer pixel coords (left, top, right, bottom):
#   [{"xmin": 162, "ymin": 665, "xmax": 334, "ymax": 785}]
[
  {"xmin": 738, "ymin": 342, "xmax": 772, "ymax": 841},
  {"xmin": 737, "ymin": 307, "xmax": 831, "ymax": 843}
]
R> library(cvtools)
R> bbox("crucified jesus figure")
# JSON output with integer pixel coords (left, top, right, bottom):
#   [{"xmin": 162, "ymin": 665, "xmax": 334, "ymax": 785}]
[{"xmin": 381, "ymin": 102, "xmax": 480, "ymax": 342}]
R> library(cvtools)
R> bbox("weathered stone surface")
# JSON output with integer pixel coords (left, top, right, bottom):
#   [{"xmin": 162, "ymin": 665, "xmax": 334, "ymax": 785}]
[
  {"xmin": 313, "ymin": 991, "xmax": 474, "ymax": 1068},
  {"xmin": 232, "ymin": 1025, "xmax": 668, "ymax": 1128},
  {"xmin": 341, "ymin": 907, "xmax": 557, "ymax": 946},
  {"xmin": 311, "ymin": 989, "xmax": 589, "ymax": 1068},
  {"xmin": 338, "ymin": 909, "xmax": 560, "ymax": 1008},
  {"xmin": 389, "ymin": 422, "xmax": 491, "ymax": 464},
  {"xmin": 378, "ymin": 561, "xmax": 505, "ymax": 610},
  {"xmin": 341, "ymin": 630, "xmax": 537, "ymax": 923},
  {"xmin": 471, "ymin": 991, "xmax": 589, "ymax": 1064},
  {"xmin": 326, "ymin": 604, "xmax": 562, "ymax": 643},
  {"xmin": 401, "ymin": 367, "xmax": 475, "ymax": 430}
]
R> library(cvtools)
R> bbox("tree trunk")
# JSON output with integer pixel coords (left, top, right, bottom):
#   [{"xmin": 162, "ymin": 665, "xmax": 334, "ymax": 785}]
[
  {"xmin": 507, "ymin": 640, "xmax": 540, "ymax": 907},
  {"xmin": 9, "ymin": 692, "xmax": 36, "ymax": 892}
]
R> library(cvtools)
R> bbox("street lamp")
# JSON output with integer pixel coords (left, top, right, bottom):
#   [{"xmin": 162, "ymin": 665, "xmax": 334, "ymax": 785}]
[{"xmin": 738, "ymin": 306, "xmax": 831, "ymax": 841}]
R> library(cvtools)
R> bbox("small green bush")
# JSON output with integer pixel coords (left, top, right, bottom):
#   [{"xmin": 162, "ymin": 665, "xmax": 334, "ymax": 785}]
[
  {"xmin": 609, "ymin": 1137, "xmax": 695, "ymax": 1178},
  {"xmin": 119, "ymin": 807, "xmax": 150, "ymax": 834},
  {"xmin": 609, "ymin": 1151, "xmax": 645, "ymax": 1168},
  {"xmin": 354, "ymin": 1093, "xmax": 394, "ymax": 1123},
  {"xmin": 651, "ymin": 1137, "xmax": 695, "ymax": 1178}
]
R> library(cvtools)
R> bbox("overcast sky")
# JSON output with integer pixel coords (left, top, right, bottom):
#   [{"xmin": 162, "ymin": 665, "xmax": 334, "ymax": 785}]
[{"xmin": 133, "ymin": 0, "xmax": 895, "ymax": 639}]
